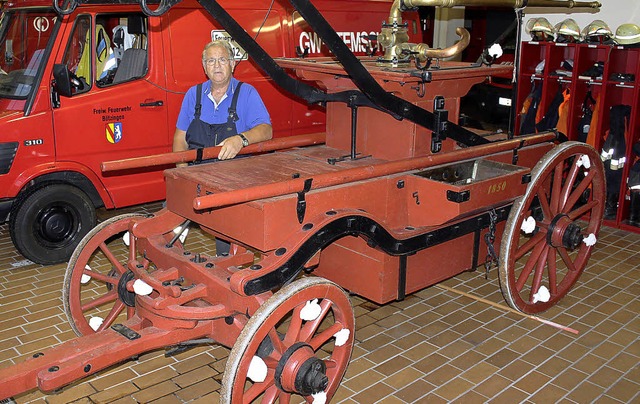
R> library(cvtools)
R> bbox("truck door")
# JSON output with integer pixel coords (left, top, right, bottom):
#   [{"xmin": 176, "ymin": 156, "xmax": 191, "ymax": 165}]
[{"xmin": 52, "ymin": 11, "xmax": 169, "ymax": 207}]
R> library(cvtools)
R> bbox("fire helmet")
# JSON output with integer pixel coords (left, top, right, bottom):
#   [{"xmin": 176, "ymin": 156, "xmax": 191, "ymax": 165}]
[
  {"xmin": 615, "ymin": 23, "xmax": 640, "ymax": 46},
  {"xmin": 526, "ymin": 17, "xmax": 554, "ymax": 41},
  {"xmin": 582, "ymin": 20, "xmax": 614, "ymax": 44},
  {"xmin": 555, "ymin": 18, "xmax": 581, "ymax": 43}
]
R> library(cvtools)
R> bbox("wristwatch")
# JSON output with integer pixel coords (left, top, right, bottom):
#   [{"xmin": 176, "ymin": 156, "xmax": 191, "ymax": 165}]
[{"xmin": 238, "ymin": 133, "xmax": 249, "ymax": 147}]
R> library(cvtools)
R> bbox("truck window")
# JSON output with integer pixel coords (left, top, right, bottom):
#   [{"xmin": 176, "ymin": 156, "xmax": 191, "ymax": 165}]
[
  {"xmin": 60, "ymin": 13, "xmax": 148, "ymax": 93},
  {"xmin": 95, "ymin": 13, "xmax": 148, "ymax": 87},
  {"xmin": 61, "ymin": 14, "xmax": 91, "ymax": 94},
  {"xmin": 0, "ymin": 9, "xmax": 57, "ymax": 99}
]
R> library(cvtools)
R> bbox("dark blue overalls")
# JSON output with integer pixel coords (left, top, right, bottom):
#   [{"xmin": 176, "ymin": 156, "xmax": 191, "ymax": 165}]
[
  {"xmin": 184, "ymin": 82, "xmax": 244, "ymax": 256},
  {"xmin": 185, "ymin": 82, "xmax": 244, "ymax": 151}
]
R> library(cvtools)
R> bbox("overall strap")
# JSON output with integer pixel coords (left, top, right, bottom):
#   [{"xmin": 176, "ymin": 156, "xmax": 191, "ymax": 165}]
[
  {"xmin": 227, "ymin": 82, "xmax": 243, "ymax": 123},
  {"xmin": 194, "ymin": 83, "xmax": 203, "ymax": 119}
]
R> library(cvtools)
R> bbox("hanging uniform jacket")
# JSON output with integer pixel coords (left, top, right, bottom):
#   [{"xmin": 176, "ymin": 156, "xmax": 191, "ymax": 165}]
[
  {"xmin": 555, "ymin": 88, "xmax": 571, "ymax": 136},
  {"xmin": 535, "ymin": 86, "xmax": 564, "ymax": 132},
  {"xmin": 577, "ymin": 90, "xmax": 596, "ymax": 143},
  {"xmin": 519, "ymin": 81, "xmax": 542, "ymax": 134},
  {"xmin": 601, "ymin": 104, "xmax": 630, "ymax": 171},
  {"xmin": 585, "ymin": 93, "xmax": 601, "ymax": 146},
  {"xmin": 601, "ymin": 104, "xmax": 630, "ymax": 213}
]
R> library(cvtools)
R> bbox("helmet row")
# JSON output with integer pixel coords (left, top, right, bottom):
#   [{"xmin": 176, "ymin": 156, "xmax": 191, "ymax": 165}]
[{"xmin": 526, "ymin": 18, "xmax": 640, "ymax": 46}]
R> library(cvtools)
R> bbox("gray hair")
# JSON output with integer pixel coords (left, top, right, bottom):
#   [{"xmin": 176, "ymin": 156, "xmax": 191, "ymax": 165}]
[{"xmin": 202, "ymin": 40, "xmax": 234, "ymax": 61}]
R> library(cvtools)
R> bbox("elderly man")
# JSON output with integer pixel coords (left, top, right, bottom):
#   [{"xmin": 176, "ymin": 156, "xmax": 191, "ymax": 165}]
[
  {"xmin": 173, "ymin": 40, "xmax": 272, "ymax": 255},
  {"xmin": 173, "ymin": 40, "xmax": 272, "ymax": 160}
]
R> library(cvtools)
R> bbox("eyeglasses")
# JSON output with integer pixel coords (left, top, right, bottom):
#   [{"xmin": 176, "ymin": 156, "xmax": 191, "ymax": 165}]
[{"xmin": 204, "ymin": 57, "xmax": 231, "ymax": 66}]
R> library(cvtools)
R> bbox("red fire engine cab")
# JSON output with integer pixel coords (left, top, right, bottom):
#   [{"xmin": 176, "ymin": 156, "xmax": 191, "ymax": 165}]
[{"xmin": 0, "ymin": 0, "xmax": 422, "ymax": 264}]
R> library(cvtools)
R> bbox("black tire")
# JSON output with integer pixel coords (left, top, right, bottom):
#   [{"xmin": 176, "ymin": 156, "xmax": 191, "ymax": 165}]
[{"xmin": 10, "ymin": 184, "xmax": 97, "ymax": 265}]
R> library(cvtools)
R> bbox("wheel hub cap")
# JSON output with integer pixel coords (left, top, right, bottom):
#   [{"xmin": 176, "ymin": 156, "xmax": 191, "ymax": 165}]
[
  {"xmin": 38, "ymin": 206, "xmax": 74, "ymax": 242},
  {"xmin": 117, "ymin": 270, "xmax": 137, "ymax": 307},
  {"xmin": 547, "ymin": 214, "xmax": 583, "ymax": 249},
  {"xmin": 275, "ymin": 342, "xmax": 328, "ymax": 396}
]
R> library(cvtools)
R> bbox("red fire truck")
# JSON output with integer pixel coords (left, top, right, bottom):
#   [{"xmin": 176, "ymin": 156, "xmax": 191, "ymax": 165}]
[{"xmin": 0, "ymin": 0, "xmax": 422, "ymax": 264}]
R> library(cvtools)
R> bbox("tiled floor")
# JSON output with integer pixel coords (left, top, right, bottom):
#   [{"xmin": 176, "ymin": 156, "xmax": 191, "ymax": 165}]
[{"xmin": 0, "ymin": 203, "xmax": 638, "ymax": 403}]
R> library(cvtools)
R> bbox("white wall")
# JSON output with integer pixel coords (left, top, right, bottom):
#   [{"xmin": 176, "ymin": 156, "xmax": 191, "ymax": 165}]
[
  {"xmin": 524, "ymin": 0, "xmax": 640, "ymax": 39},
  {"xmin": 433, "ymin": 7, "xmax": 466, "ymax": 61}
]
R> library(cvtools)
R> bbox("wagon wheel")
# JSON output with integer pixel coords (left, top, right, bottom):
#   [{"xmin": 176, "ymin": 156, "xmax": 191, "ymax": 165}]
[
  {"xmin": 221, "ymin": 277, "xmax": 355, "ymax": 403},
  {"xmin": 499, "ymin": 142, "xmax": 605, "ymax": 314},
  {"xmin": 63, "ymin": 214, "xmax": 146, "ymax": 336}
]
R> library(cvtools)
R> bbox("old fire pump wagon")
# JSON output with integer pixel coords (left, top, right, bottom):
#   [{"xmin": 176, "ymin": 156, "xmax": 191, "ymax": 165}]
[{"xmin": 1, "ymin": 0, "xmax": 603, "ymax": 401}]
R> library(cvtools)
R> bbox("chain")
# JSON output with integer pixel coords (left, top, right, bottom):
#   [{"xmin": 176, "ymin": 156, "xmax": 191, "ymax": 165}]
[{"xmin": 484, "ymin": 209, "xmax": 499, "ymax": 279}]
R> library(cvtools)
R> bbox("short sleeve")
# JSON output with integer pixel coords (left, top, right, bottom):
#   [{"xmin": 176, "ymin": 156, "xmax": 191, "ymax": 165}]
[
  {"xmin": 176, "ymin": 86, "xmax": 197, "ymax": 131},
  {"xmin": 237, "ymin": 84, "xmax": 271, "ymax": 132}
]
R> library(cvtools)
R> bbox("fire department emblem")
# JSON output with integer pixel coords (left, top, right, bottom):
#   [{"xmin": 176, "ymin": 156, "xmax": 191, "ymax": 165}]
[{"xmin": 106, "ymin": 122, "xmax": 123, "ymax": 144}]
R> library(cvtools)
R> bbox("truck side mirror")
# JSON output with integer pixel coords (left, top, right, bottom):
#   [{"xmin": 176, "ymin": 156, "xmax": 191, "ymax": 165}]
[{"xmin": 52, "ymin": 64, "xmax": 73, "ymax": 97}]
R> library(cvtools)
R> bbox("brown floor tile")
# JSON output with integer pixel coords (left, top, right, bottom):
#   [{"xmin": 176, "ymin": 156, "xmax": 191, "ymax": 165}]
[
  {"xmin": 131, "ymin": 380, "xmax": 180, "ymax": 402},
  {"xmin": 488, "ymin": 386, "xmax": 529, "ymax": 403},
  {"xmin": 351, "ymin": 382, "xmax": 395, "ymax": 403},
  {"xmin": 394, "ymin": 379, "xmax": 435, "ymax": 402},
  {"xmin": 564, "ymin": 381, "xmax": 606, "ymax": 402},
  {"xmin": 433, "ymin": 376, "xmax": 475, "ymax": 401},
  {"xmin": 529, "ymin": 383, "xmax": 567, "ymax": 402}
]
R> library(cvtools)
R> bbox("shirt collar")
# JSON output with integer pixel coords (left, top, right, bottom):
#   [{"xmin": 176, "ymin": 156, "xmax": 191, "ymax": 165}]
[{"xmin": 206, "ymin": 78, "xmax": 239, "ymax": 109}]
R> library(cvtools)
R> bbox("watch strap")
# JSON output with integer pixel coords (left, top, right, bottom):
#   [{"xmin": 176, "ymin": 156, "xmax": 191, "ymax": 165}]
[{"xmin": 238, "ymin": 133, "xmax": 249, "ymax": 147}]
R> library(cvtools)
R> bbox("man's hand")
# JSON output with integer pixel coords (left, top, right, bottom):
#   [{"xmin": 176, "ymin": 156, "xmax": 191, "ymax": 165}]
[{"xmin": 217, "ymin": 135, "xmax": 244, "ymax": 160}]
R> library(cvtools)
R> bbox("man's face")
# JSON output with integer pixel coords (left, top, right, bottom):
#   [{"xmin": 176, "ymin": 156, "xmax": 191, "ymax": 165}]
[{"xmin": 203, "ymin": 45, "xmax": 235, "ymax": 87}]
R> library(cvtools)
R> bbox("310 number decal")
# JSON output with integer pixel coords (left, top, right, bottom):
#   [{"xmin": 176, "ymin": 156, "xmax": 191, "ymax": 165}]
[{"xmin": 24, "ymin": 139, "xmax": 44, "ymax": 146}]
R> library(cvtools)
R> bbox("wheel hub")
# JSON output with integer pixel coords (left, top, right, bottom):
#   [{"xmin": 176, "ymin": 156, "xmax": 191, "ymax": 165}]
[
  {"xmin": 547, "ymin": 214, "xmax": 583, "ymax": 249},
  {"xmin": 117, "ymin": 270, "xmax": 137, "ymax": 307},
  {"xmin": 38, "ymin": 206, "xmax": 74, "ymax": 243},
  {"xmin": 275, "ymin": 342, "xmax": 328, "ymax": 396}
]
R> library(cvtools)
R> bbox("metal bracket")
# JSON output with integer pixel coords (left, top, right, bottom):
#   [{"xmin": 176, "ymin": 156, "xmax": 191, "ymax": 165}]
[
  {"xmin": 446, "ymin": 190, "xmax": 470, "ymax": 203},
  {"xmin": 432, "ymin": 96, "xmax": 448, "ymax": 153},
  {"xmin": 111, "ymin": 324, "xmax": 141, "ymax": 340},
  {"xmin": 296, "ymin": 179, "xmax": 313, "ymax": 224}
]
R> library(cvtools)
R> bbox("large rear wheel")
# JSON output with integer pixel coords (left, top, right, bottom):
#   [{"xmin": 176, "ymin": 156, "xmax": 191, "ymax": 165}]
[{"xmin": 499, "ymin": 142, "xmax": 605, "ymax": 314}]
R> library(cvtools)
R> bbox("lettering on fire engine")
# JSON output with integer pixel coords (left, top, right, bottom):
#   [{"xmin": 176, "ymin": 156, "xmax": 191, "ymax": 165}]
[
  {"xmin": 299, "ymin": 31, "xmax": 382, "ymax": 54},
  {"xmin": 93, "ymin": 105, "xmax": 132, "ymax": 122}
]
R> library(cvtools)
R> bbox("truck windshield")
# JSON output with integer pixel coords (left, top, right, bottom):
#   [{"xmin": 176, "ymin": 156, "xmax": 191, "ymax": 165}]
[{"xmin": 0, "ymin": 9, "xmax": 57, "ymax": 99}]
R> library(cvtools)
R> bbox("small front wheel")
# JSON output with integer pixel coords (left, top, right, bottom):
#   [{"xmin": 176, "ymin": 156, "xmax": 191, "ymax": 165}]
[
  {"xmin": 10, "ymin": 184, "xmax": 96, "ymax": 265},
  {"xmin": 221, "ymin": 277, "xmax": 355, "ymax": 403}
]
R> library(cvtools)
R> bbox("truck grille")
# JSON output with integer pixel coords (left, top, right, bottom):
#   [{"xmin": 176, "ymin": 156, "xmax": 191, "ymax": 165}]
[{"xmin": 0, "ymin": 142, "xmax": 18, "ymax": 174}]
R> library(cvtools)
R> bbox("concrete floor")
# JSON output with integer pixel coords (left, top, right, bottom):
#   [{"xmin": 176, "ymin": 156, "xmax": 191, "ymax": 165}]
[{"xmin": 0, "ymin": 202, "xmax": 638, "ymax": 403}]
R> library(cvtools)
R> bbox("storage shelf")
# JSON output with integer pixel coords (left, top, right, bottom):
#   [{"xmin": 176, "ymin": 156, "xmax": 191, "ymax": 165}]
[{"xmin": 516, "ymin": 41, "xmax": 640, "ymax": 234}]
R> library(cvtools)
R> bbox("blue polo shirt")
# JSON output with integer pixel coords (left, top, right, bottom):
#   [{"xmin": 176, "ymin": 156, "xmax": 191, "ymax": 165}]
[{"xmin": 176, "ymin": 78, "xmax": 271, "ymax": 132}]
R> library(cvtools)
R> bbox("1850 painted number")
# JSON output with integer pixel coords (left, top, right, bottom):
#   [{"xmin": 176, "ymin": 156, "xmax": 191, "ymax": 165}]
[{"xmin": 487, "ymin": 181, "xmax": 507, "ymax": 194}]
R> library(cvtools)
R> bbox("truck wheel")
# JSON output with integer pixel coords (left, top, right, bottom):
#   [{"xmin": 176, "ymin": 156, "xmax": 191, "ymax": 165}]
[{"xmin": 10, "ymin": 184, "xmax": 97, "ymax": 265}]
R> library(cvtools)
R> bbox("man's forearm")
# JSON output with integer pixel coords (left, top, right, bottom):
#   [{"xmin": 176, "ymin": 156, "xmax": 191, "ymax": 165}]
[{"xmin": 243, "ymin": 123, "xmax": 272, "ymax": 144}]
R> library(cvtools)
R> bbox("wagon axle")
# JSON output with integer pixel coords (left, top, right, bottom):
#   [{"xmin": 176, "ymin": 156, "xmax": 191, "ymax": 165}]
[
  {"xmin": 275, "ymin": 342, "xmax": 329, "ymax": 396},
  {"xmin": 547, "ymin": 215, "xmax": 586, "ymax": 250}
]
